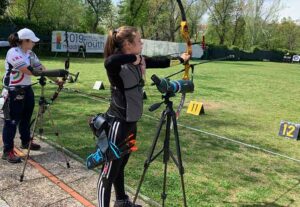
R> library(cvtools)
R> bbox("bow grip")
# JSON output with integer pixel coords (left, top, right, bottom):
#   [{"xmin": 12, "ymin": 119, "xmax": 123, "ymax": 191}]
[{"xmin": 182, "ymin": 64, "xmax": 190, "ymax": 80}]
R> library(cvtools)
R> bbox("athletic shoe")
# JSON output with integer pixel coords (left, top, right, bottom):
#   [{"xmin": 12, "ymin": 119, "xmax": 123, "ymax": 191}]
[{"xmin": 1, "ymin": 150, "xmax": 22, "ymax": 163}]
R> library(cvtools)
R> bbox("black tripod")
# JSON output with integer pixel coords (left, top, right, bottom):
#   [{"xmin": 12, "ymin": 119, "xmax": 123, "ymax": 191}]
[
  {"xmin": 20, "ymin": 76, "xmax": 70, "ymax": 182},
  {"xmin": 133, "ymin": 93, "xmax": 187, "ymax": 207}
]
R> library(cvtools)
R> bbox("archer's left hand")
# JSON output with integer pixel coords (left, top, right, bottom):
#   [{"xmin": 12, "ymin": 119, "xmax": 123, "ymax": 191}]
[{"xmin": 180, "ymin": 53, "xmax": 191, "ymax": 63}]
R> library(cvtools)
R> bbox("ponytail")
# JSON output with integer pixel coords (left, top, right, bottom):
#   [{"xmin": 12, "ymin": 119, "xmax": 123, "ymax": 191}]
[
  {"xmin": 8, "ymin": 32, "xmax": 21, "ymax": 47},
  {"xmin": 104, "ymin": 30, "xmax": 118, "ymax": 58},
  {"xmin": 104, "ymin": 26, "xmax": 138, "ymax": 58}
]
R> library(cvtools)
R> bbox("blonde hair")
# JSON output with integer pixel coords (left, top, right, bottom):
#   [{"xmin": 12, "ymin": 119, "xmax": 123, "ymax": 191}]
[{"xmin": 104, "ymin": 26, "xmax": 138, "ymax": 58}]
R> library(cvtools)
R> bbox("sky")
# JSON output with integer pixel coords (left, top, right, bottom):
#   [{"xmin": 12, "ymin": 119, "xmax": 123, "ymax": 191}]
[
  {"xmin": 112, "ymin": 0, "xmax": 300, "ymax": 21},
  {"xmin": 279, "ymin": 0, "xmax": 300, "ymax": 20}
]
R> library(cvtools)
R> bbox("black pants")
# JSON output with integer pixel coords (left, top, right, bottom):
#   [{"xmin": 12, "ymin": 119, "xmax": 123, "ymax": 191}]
[
  {"xmin": 97, "ymin": 120, "xmax": 137, "ymax": 207},
  {"xmin": 2, "ymin": 87, "xmax": 35, "ymax": 153}
]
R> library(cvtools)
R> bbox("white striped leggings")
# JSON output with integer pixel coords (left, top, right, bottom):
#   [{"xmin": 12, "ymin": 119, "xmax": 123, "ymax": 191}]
[{"xmin": 97, "ymin": 120, "xmax": 137, "ymax": 207}]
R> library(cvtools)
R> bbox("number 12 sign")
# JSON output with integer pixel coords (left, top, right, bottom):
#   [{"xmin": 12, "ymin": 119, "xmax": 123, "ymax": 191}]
[{"xmin": 278, "ymin": 121, "xmax": 300, "ymax": 140}]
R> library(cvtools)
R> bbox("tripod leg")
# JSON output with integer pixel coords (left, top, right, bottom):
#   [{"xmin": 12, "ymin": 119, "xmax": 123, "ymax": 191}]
[
  {"xmin": 133, "ymin": 111, "xmax": 167, "ymax": 204},
  {"xmin": 161, "ymin": 112, "xmax": 172, "ymax": 207},
  {"xmin": 38, "ymin": 105, "xmax": 45, "ymax": 138},
  {"xmin": 46, "ymin": 106, "xmax": 59, "ymax": 136},
  {"xmin": 46, "ymin": 106, "xmax": 70, "ymax": 168},
  {"xmin": 20, "ymin": 106, "xmax": 42, "ymax": 182},
  {"xmin": 162, "ymin": 157, "xmax": 168, "ymax": 207},
  {"xmin": 171, "ymin": 113, "xmax": 187, "ymax": 207}
]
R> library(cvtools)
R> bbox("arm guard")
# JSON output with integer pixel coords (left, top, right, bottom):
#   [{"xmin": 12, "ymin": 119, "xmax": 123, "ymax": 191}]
[{"xmin": 27, "ymin": 66, "xmax": 68, "ymax": 77}]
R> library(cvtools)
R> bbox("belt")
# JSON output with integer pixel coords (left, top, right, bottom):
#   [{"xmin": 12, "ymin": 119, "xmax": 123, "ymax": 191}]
[{"xmin": 5, "ymin": 85, "xmax": 31, "ymax": 91}]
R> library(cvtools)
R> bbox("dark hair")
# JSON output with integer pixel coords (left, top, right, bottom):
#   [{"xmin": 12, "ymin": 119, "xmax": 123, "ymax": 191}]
[
  {"xmin": 8, "ymin": 32, "xmax": 21, "ymax": 47},
  {"xmin": 104, "ymin": 26, "xmax": 138, "ymax": 58}
]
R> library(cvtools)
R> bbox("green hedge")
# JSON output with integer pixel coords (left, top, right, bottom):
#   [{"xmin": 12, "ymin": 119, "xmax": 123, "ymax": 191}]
[
  {"xmin": 205, "ymin": 44, "xmax": 289, "ymax": 62},
  {"xmin": 0, "ymin": 17, "xmax": 52, "ymax": 40}
]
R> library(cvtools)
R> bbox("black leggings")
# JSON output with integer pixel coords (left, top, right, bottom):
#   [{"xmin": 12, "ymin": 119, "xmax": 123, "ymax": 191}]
[
  {"xmin": 97, "ymin": 120, "xmax": 137, "ymax": 207},
  {"xmin": 2, "ymin": 87, "xmax": 34, "ymax": 152}
]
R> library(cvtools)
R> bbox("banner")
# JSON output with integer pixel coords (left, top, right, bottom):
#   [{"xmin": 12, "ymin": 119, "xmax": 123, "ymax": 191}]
[
  {"xmin": 142, "ymin": 39, "xmax": 203, "ymax": 58},
  {"xmin": 52, "ymin": 31, "xmax": 106, "ymax": 53},
  {"xmin": 52, "ymin": 31, "xmax": 203, "ymax": 58}
]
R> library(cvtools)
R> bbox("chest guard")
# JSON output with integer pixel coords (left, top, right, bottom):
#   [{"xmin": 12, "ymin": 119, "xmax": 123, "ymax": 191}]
[{"xmin": 118, "ymin": 64, "xmax": 144, "ymax": 122}]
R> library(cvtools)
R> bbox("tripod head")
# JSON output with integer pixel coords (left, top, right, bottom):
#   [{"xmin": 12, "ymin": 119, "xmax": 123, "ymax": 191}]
[
  {"xmin": 149, "ymin": 92, "xmax": 175, "ymax": 112},
  {"xmin": 150, "ymin": 73, "xmax": 192, "ymax": 112}
]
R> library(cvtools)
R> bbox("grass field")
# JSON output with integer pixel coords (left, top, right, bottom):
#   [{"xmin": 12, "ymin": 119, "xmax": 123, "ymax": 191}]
[{"xmin": 1, "ymin": 57, "xmax": 300, "ymax": 206}]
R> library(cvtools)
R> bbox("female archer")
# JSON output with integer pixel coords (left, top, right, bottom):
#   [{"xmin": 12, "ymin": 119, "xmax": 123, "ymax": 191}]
[
  {"xmin": 1, "ymin": 28, "xmax": 62, "ymax": 163},
  {"xmin": 98, "ymin": 26, "xmax": 190, "ymax": 207}
]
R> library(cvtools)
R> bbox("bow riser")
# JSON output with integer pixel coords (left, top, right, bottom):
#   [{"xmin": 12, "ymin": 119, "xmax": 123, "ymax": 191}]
[{"xmin": 180, "ymin": 21, "xmax": 192, "ymax": 80}]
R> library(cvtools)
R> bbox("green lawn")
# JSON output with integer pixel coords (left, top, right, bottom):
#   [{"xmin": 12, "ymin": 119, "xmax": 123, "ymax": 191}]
[{"xmin": 1, "ymin": 57, "xmax": 300, "ymax": 206}]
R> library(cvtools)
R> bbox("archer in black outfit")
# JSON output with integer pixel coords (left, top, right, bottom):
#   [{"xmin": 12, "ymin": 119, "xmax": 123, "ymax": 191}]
[{"xmin": 98, "ymin": 26, "xmax": 190, "ymax": 207}]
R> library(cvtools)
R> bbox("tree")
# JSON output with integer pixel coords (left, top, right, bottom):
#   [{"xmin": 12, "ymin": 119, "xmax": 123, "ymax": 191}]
[
  {"xmin": 118, "ymin": 0, "xmax": 147, "ymax": 27},
  {"xmin": 231, "ymin": 0, "xmax": 246, "ymax": 46},
  {"xmin": 189, "ymin": 0, "xmax": 207, "ymax": 42},
  {"xmin": 8, "ymin": 0, "xmax": 86, "ymax": 31},
  {"xmin": 203, "ymin": 0, "xmax": 235, "ymax": 45},
  {"xmin": 9, "ymin": 0, "xmax": 37, "ymax": 20},
  {"xmin": 118, "ymin": 0, "xmax": 169, "ymax": 39},
  {"xmin": 277, "ymin": 17, "xmax": 300, "ymax": 51},
  {"xmin": 25, "ymin": 0, "xmax": 36, "ymax": 20},
  {"xmin": 8, "ymin": 0, "xmax": 39, "ymax": 21},
  {"xmin": 103, "ymin": 3, "xmax": 118, "ymax": 30},
  {"xmin": 117, "ymin": 0, "xmax": 204, "ymax": 42},
  {"xmin": 0, "ymin": 0, "xmax": 9, "ymax": 16},
  {"xmin": 243, "ymin": 0, "xmax": 282, "ymax": 48},
  {"xmin": 85, "ymin": 0, "xmax": 111, "ymax": 32}
]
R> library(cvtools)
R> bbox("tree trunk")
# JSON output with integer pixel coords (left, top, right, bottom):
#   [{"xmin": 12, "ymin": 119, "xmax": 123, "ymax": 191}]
[
  {"xmin": 92, "ymin": 14, "xmax": 99, "ymax": 32},
  {"xmin": 26, "ymin": 0, "xmax": 36, "ymax": 20}
]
